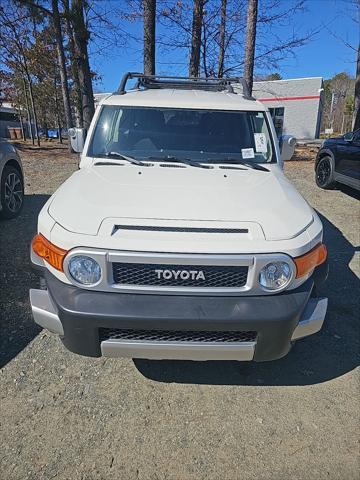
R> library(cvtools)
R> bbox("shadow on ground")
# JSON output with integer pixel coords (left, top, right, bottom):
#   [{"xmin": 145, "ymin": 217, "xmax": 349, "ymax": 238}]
[
  {"xmin": 134, "ymin": 212, "xmax": 360, "ymax": 386},
  {"xmin": 11, "ymin": 141, "xmax": 68, "ymax": 153},
  {"xmin": 0, "ymin": 195, "xmax": 49, "ymax": 368}
]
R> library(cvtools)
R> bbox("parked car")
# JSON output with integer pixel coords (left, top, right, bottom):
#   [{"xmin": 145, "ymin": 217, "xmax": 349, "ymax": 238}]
[
  {"xmin": 0, "ymin": 140, "xmax": 24, "ymax": 219},
  {"xmin": 30, "ymin": 73, "xmax": 328, "ymax": 362},
  {"xmin": 315, "ymin": 129, "xmax": 360, "ymax": 190}
]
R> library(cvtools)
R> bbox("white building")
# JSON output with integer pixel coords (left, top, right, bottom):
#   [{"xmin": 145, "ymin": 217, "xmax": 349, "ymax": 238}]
[{"xmin": 252, "ymin": 77, "xmax": 324, "ymax": 140}]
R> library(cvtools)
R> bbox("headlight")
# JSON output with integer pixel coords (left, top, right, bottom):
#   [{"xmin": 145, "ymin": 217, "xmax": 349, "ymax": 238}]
[
  {"xmin": 259, "ymin": 261, "xmax": 292, "ymax": 291},
  {"xmin": 68, "ymin": 255, "xmax": 101, "ymax": 285}
]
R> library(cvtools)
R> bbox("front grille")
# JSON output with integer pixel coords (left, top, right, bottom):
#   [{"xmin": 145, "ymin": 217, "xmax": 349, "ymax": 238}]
[
  {"xmin": 99, "ymin": 328, "xmax": 257, "ymax": 343},
  {"xmin": 112, "ymin": 263, "xmax": 248, "ymax": 288}
]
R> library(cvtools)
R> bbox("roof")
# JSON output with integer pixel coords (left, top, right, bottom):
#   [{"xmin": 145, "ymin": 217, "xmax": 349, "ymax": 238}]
[
  {"xmin": 101, "ymin": 88, "xmax": 266, "ymax": 112},
  {"xmin": 254, "ymin": 76, "xmax": 323, "ymax": 84},
  {"xmin": 252, "ymin": 77, "xmax": 323, "ymax": 101}
]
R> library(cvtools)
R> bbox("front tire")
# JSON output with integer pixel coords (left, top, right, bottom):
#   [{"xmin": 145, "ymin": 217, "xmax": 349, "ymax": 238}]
[
  {"xmin": 315, "ymin": 155, "xmax": 336, "ymax": 189},
  {"xmin": 0, "ymin": 165, "xmax": 24, "ymax": 219}
]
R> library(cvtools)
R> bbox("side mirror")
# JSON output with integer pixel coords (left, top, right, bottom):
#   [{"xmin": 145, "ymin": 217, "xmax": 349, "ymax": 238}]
[
  {"xmin": 68, "ymin": 127, "xmax": 86, "ymax": 153},
  {"xmin": 343, "ymin": 132, "xmax": 353, "ymax": 142},
  {"xmin": 279, "ymin": 135, "xmax": 297, "ymax": 163}
]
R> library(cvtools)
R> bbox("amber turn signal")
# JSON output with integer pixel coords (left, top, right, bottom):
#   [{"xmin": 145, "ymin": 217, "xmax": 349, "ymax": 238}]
[
  {"xmin": 294, "ymin": 243, "xmax": 327, "ymax": 278},
  {"xmin": 31, "ymin": 234, "xmax": 67, "ymax": 272}
]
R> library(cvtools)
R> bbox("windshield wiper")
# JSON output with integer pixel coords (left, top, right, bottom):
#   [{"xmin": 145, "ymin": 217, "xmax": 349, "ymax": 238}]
[
  {"xmin": 207, "ymin": 158, "xmax": 270, "ymax": 172},
  {"xmin": 148, "ymin": 156, "xmax": 213, "ymax": 169},
  {"xmin": 104, "ymin": 151, "xmax": 146, "ymax": 166}
]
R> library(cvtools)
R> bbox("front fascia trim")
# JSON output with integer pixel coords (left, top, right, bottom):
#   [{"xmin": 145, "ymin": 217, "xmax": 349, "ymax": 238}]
[{"xmin": 61, "ymin": 247, "xmax": 297, "ymax": 296}]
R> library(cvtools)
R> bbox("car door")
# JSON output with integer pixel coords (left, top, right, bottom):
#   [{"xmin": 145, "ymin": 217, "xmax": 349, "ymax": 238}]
[
  {"xmin": 336, "ymin": 130, "xmax": 360, "ymax": 181},
  {"xmin": 349, "ymin": 130, "xmax": 360, "ymax": 182}
]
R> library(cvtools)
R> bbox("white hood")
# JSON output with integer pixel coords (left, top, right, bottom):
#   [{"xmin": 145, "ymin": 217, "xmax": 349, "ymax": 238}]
[{"xmin": 48, "ymin": 164, "xmax": 313, "ymax": 241}]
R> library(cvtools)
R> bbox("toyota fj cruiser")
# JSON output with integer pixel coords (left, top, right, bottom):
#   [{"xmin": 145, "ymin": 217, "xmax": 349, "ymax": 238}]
[{"xmin": 30, "ymin": 73, "xmax": 328, "ymax": 362}]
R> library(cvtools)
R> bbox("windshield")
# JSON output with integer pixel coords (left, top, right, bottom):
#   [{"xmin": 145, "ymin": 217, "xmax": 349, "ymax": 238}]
[{"xmin": 87, "ymin": 106, "xmax": 275, "ymax": 164}]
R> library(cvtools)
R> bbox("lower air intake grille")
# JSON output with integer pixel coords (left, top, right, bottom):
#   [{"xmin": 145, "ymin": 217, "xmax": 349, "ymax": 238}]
[
  {"xmin": 112, "ymin": 263, "xmax": 248, "ymax": 288},
  {"xmin": 99, "ymin": 328, "xmax": 257, "ymax": 343}
]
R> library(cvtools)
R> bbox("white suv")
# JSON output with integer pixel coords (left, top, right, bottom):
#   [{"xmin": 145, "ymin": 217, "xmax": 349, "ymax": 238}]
[{"xmin": 30, "ymin": 73, "xmax": 328, "ymax": 362}]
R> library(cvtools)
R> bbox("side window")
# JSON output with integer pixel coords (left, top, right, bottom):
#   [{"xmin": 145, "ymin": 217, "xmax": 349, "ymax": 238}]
[
  {"xmin": 353, "ymin": 129, "xmax": 360, "ymax": 143},
  {"xmin": 249, "ymin": 112, "xmax": 273, "ymax": 161},
  {"xmin": 88, "ymin": 106, "xmax": 120, "ymax": 155}
]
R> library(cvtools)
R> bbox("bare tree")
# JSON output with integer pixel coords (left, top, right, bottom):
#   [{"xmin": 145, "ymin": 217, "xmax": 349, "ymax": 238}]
[
  {"xmin": 189, "ymin": 0, "xmax": 205, "ymax": 77},
  {"xmin": 71, "ymin": 0, "xmax": 95, "ymax": 131},
  {"xmin": 18, "ymin": 0, "xmax": 74, "ymax": 136},
  {"xmin": 51, "ymin": 0, "xmax": 73, "ymax": 132},
  {"xmin": 353, "ymin": 44, "xmax": 360, "ymax": 130},
  {"xmin": 320, "ymin": 0, "xmax": 359, "ymax": 131},
  {"xmin": 0, "ymin": 4, "xmax": 40, "ymax": 145},
  {"xmin": 244, "ymin": 0, "xmax": 258, "ymax": 95},
  {"xmin": 143, "ymin": 0, "xmax": 156, "ymax": 75},
  {"xmin": 158, "ymin": 0, "xmax": 313, "ymax": 81},
  {"xmin": 63, "ymin": 0, "xmax": 83, "ymax": 127},
  {"xmin": 217, "ymin": 0, "xmax": 227, "ymax": 77},
  {"xmin": 22, "ymin": 77, "xmax": 34, "ymax": 144}
]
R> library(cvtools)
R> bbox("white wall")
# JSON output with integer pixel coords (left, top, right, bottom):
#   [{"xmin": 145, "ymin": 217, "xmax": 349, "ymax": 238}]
[{"xmin": 252, "ymin": 77, "xmax": 324, "ymax": 140}]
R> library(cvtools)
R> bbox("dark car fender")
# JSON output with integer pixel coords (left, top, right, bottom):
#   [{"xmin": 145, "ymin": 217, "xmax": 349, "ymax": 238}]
[{"xmin": 315, "ymin": 146, "xmax": 336, "ymax": 169}]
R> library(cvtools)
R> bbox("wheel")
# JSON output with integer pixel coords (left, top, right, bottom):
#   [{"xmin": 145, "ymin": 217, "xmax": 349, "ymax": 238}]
[
  {"xmin": 315, "ymin": 155, "xmax": 336, "ymax": 189},
  {"xmin": 0, "ymin": 165, "xmax": 24, "ymax": 219}
]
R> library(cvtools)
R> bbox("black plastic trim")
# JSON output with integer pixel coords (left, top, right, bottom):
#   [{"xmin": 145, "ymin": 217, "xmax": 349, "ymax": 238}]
[{"xmin": 42, "ymin": 271, "xmax": 314, "ymax": 361}]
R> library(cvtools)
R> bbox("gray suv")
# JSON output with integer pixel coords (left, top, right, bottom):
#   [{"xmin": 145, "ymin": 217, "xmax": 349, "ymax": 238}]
[{"xmin": 0, "ymin": 140, "xmax": 24, "ymax": 219}]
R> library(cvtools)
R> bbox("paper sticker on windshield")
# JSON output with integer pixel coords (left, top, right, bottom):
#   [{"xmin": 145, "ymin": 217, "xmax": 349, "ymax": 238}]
[
  {"xmin": 254, "ymin": 133, "xmax": 267, "ymax": 153},
  {"xmin": 241, "ymin": 148, "xmax": 255, "ymax": 159}
]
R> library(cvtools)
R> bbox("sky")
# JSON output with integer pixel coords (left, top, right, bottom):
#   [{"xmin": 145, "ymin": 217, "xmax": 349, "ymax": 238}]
[{"xmin": 90, "ymin": 0, "xmax": 359, "ymax": 93}]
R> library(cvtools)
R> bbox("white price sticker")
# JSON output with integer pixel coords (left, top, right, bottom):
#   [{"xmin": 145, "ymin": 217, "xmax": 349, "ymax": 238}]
[
  {"xmin": 241, "ymin": 148, "xmax": 255, "ymax": 159},
  {"xmin": 254, "ymin": 133, "xmax": 267, "ymax": 153}
]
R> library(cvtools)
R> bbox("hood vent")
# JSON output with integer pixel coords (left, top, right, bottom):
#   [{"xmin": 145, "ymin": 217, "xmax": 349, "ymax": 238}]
[{"xmin": 112, "ymin": 225, "xmax": 249, "ymax": 234}]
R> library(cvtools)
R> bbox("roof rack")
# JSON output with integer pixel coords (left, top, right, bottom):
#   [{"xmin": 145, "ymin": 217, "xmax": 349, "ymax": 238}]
[{"xmin": 116, "ymin": 72, "xmax": 252, "ymax": 99}]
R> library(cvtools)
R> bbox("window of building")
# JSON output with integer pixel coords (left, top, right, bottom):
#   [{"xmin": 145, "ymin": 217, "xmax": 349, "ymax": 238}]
[{"xmin": 0, "ymin": 111, "xmax": 19, "ymax": 122}]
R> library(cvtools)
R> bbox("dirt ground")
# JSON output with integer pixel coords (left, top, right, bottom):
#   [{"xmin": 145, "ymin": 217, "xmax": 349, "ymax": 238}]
[{"xmin": 0, "ymin": 142, "xmax": 359, "ymax": 480}]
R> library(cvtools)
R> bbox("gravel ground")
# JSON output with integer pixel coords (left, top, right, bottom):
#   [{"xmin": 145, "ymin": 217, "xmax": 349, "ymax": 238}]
[{"xmin": 0, "ymin": 142, "xmax": 359, "ymax": 480}]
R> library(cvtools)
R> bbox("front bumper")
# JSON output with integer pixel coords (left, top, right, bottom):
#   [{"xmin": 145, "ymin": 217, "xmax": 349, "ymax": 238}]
[{"xmin": 30, "ymin": 271, "xmax": 328, "ymax": 362}]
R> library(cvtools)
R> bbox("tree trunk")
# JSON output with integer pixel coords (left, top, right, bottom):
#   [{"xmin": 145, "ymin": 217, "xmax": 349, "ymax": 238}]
[
  {"xmin": 143, "ymin": 0, "xmax": 156, "ymax": 75},
  {"xmin": 51, "ymin": 0, "xmax": 73, "ymax": 144},
  {"xmin": 27, "ymin": 77, "xmax": 40, "ymax": 147},
  {"xmin": 18, "ymin": 109, "xmax": 26, "ymax": 141},
  {"xmin": 54, "ymin": 73, "xmax": 63, "ymax": 144},
  {"xmin": 189, "ymin": 0, "xmax": 205, "ymax": 77},
  {"xmin": 63, "ymin": 0, "xmax": 83, "ymax": 127},
  {"xmin": 44, "ymin": 121, "xmax": 49, "ymax": 139},
  {"xmin": 244, "ymin": 0, "xmax": 258, "ymax": 96},
  {"xmin": 202, "ymin": 21, "xmax": 208, "ymax": 77},
  {"xmin": 71, "ymin": 0, "xmax": 95, "ymax": 131},
  {"xmin": 217, "ymin": 0, "xmax": 227, "ymax": 77},
  {"xmin": 23, "ymin": 77, "xmax": 34, "ymax": 145},
  {"xmin": 353, "ymin": 44, "xmax": 360, "ymax": 131}
]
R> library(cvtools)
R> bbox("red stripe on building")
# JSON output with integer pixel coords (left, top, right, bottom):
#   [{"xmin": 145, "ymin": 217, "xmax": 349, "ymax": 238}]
[{"xmin": 258, "ymin": 95, "xmax": 321, "ymax": 102}]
